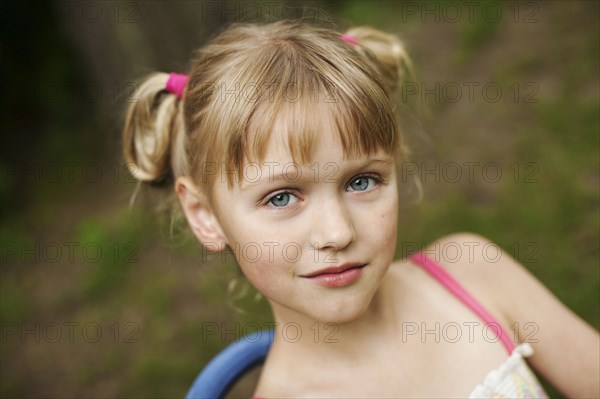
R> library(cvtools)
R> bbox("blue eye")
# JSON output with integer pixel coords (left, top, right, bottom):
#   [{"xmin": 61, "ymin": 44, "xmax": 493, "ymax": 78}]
[
  {"xmin": 347, "ymin": 176, "xmax": 376, "ymax": 192},
  {"xmin": 267, "ymin": 192, "xmax": 298, "ymax": 207}
]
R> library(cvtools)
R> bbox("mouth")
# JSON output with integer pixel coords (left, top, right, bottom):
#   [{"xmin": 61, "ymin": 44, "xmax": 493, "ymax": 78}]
[
  {"xmin": 300, "ymin": 263, "xmax": 367, "ymax": 278},
  {"xmin": 300, "ymin": 263, "xmax": 367, "ymax": 287}
]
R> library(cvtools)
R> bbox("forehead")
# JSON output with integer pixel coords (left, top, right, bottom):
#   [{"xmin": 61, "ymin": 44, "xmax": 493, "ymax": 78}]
[
  {"xmin": 239, "ymin": 110, "xmax": 394, "ymax": 192},
  {"xmin": 254, "ymin": 104, "xmax": 343, "ymax": 165},
  {"xmin": 215, "ymin": 83, "xmax": 398, "ymax": 190},
  {"xmin": 244, "ymin": 94, "xmax": 386, "ymax": 168}
]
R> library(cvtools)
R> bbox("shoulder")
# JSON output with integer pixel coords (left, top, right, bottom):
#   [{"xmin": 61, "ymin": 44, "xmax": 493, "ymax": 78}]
[
  {"xmin": 407, "ymin": 232, "xmax": 514, "ymax": 284},
  {"xmin": 389, "ymin": 232, "xmax": 514, "ymax": 322},
  {"xmin": 400, "ymin": 232, "xmax": 538, "ymax": 325},
  {"xmin": 406, "ymin": 233, "xmax": 600, "ymax": 398},
  {"xmin": 393, "ymin": 232, "xmax": 586, "ymax": 331},
  {"xmin": 417, "ymin": 233, "xmax": 560, "ymax": 322}
]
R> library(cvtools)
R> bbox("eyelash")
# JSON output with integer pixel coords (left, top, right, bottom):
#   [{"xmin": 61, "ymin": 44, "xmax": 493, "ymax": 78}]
[{"xmin": 261, "ymin": 173, "xmax": 385, "ymax": 209}]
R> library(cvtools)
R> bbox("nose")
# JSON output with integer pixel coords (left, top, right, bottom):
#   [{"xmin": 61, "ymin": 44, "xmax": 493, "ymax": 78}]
[{"xmin": 310, "ymin": 196, "xmax": 356, "ymax": 252}]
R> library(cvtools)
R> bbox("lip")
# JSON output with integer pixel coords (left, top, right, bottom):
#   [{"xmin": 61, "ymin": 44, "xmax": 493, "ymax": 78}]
[{"xmin": 300, "ymin": 263, "xmax": 367, "ymax": 287}]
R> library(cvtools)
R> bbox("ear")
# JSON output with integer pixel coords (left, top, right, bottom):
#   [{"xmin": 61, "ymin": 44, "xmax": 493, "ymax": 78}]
[{"xmin": 175, "ymin": 176, "xmax": 229, "ymax": 252}]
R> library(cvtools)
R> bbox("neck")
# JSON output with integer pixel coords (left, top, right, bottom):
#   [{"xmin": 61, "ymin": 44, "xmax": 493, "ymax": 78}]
[{"xmin": 253, "ymin": 274, "xmax": 404, "ymax": 396}]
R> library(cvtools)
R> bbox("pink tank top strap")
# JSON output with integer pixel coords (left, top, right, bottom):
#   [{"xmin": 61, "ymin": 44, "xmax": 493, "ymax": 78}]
[{"xmin": 408, "ymin": 252, "xmax": 515, "ymax": 354}]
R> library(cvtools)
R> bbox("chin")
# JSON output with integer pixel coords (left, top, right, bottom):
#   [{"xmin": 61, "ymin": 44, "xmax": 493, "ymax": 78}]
[{"xmin": 308, "ymin": 293, "xmax": 373, "ymax": 324}]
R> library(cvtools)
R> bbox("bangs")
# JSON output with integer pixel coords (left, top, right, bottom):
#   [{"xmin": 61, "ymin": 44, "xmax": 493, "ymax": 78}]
[{"xmin": 191, "ymin": 25, "xmax": 400, "ymax": 189}]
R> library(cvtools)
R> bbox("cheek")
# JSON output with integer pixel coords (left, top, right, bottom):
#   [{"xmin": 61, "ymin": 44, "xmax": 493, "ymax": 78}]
[
  {"xmin": 378, "ymin": 208, "xmax": 398, "ymax": 250},
  {"xmin": 230, "ymin": 241, "xmax": 297, "ymax": 296},
  {"xmin": 366, "ymin": 189, "xmax": 398, "ymax": 240},
  {"xmin": 356, "ymin": 196, "xmax": 398, "ymax": 259},
  {"xmin": 237, "ymin": 260, "xmax": 298, "ymax": 308}
]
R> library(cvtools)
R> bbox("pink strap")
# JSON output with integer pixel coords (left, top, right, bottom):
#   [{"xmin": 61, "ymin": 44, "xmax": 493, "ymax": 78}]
[
  {"xmin": 165, "ymin": 72, "xmax": 188, "ymax": 99},
  {"xmin": 409, "ymin": 252, "xmax": 515, "ymax": 354}
]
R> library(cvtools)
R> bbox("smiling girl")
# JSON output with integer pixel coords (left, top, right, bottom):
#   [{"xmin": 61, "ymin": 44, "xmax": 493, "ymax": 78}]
[{"xmin": 122, "ymin": 20, "xmax": 599, "ymax": 398}]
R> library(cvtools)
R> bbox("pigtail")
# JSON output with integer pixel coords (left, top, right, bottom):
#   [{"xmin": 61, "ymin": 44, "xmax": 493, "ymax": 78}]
[
  {"xmin": 123, "ymin": 72, "xmax": 187, "ymax": 185},
  {"xmin": 343, "ymin": 27, "xmax": 413, "ymax": 97}
]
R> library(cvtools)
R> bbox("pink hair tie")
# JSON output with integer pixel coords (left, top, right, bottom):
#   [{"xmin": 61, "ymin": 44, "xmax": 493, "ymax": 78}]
[
  {"xmin": 165, "ymin": 72, "xmax": 188, "ymax": 99},
  {"xmin": 340, "ymin": 33, "xmax": 359, "ymax": 45}
]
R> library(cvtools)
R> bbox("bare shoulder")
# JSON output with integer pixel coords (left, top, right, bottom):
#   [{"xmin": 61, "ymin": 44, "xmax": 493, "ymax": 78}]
[
  {"xmin": 409, "ymin": 232, "xmax": 514, "ymax": 302},
  {"xmin": 390, "ymin": 232, "xmax": 503, "ymax": 280},
  {"xmin": 410, "ymin": 232, "xmax": 600, "ymax": 398},
  {"xmin": 419, "ymin": 232, "xmax": 580, "ymax": 320},
  {"xmin": 388, "ymin": 232, "xmax": 514, "ymax": 327}
]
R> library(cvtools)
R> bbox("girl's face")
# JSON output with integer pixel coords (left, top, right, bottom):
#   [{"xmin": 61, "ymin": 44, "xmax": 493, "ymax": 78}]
[{"xmin": 210, "ymin": 109, "xmax": 399, "ymax": 324}]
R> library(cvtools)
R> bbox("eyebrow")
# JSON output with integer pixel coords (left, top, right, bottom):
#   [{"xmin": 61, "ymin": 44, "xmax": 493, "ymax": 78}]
[{"xmin": 239, "ymin": 158, "xmax": 393, "ymax": 191}]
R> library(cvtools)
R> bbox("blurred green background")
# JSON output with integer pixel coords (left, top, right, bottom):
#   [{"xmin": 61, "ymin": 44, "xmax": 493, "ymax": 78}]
[{"xmin": 1, "ymin": 0, "xmax": 598, "ymax": 397}]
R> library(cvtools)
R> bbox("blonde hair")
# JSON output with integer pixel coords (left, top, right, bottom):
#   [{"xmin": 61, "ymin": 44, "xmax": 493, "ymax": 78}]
[{"xmin": 123, "ymin": 20, "xmax": 411, "ymax": 198}]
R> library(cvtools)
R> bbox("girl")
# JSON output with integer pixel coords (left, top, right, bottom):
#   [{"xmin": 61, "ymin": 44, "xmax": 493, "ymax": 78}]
[{"xmin": 122, "ymin": 20, "xmax": 599, "ymax": 398}]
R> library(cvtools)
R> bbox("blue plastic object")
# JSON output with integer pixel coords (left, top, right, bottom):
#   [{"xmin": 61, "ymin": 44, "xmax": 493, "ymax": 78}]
[{"xmin": 185, "ymin": 329, "xmax": 274, "ymax": 399}]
